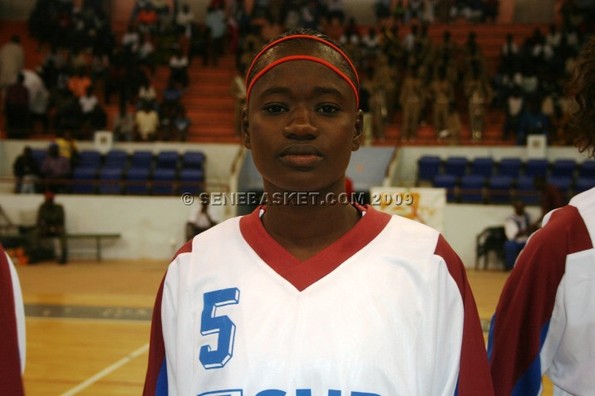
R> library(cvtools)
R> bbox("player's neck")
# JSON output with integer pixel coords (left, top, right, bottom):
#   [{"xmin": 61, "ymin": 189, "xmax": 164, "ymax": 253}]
[{"xmin": 261, "ymin": 202, "xmax": 361, "ymax": 261}]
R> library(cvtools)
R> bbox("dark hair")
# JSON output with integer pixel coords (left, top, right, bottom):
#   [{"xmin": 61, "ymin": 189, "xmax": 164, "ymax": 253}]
[
  {"xmin": 246, "ymin": 28, "xmax": 359, "ymax": 93},
  {"xmin": 567, "ymin": 36, "xmax": 595, "ymax": 158}
]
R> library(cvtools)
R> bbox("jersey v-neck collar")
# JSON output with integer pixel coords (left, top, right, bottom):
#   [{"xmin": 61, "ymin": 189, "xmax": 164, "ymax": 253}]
[{"xmin": 239, "ymin": 204, "xmax": 391, "ymax": 291}]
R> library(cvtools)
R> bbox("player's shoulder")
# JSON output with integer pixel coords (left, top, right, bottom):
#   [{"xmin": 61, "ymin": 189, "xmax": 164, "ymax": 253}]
[{"xmin": 172, "ymin": 216, "xmax": 242, "ymax": 260}]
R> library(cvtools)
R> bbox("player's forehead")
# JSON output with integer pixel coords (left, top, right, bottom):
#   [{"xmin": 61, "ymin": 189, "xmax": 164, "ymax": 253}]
[{"xmin": 251, "ymin": 40, "xmax": 351, "ymax": 79}]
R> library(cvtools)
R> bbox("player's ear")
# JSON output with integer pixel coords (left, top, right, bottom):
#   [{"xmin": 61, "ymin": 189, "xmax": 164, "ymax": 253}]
[
  {"xmin": 352, "ymin": 109, "xmax": 364, "ymax": 151},
  {"xmin": 241, "ymin": 106, "xmax": 251, "ymax": 149}
]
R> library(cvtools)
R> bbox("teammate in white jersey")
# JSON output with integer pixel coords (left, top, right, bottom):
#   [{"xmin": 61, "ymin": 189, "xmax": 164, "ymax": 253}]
[
  {"xmin": 144, "ymin": 28, "xmax": 493, "ymax": 396},
  {"xmin": 0, "ymin": 244, "xmax": 26, "ymax": 395},
  {"xmin": 488, "ymin": 36, "xmax": 595, "ymax": 395}
]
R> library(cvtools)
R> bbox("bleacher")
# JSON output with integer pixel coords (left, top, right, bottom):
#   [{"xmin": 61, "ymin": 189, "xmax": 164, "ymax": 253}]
[
  {"xmin": 417, "ymin": 155, "xmax": 595, "ymax": 204},
  {"xmin": 0, "ymin": 16, "xmax": 551, "ymax": 146},
  {"xmin": 32, "ymin": 147, "xmax": 207, "ymax": 196}
]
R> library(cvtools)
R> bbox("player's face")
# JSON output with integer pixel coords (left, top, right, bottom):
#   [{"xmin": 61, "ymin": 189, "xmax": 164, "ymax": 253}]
[{"xmin": 243, "ymin": 56, "xmax": 363, "ymax": 194}]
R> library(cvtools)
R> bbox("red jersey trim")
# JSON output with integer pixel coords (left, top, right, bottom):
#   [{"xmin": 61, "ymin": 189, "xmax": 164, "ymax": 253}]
[
  {"xmin": 0, "ymin": 246, "xmax": 24, "ymax": 395},
  {"xmin": 143, "ymin": 240, "xmax": 193, "ymax": 395},
  {"xmin": 239, "ymin": 205, "xmax": 391, "ymax": 291},
  {"xmin": 489, "ymin": 205, "xmax": 593, "ymax": 395},
  {"xmin": 434, "ymin": 235, "xmax": 495, "ymax": 396}
]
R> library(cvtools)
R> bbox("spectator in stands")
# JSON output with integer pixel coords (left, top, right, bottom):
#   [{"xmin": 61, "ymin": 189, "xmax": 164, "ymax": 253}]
[
  {"xmin": 137, "ymin": 77, "xmax": 158, "ymax": 110},
  {"xmin": 400, "ymin": 66, "xmax": 424, "ymax": 142},
  {"xmin": 518, "ymin": 96, "xmax": 552, "ymax": 145},
  {"xmin": 0, "ymin": 35, "xmax": 24, "ymax": 101},
  {"xmin": 13, "ymin": 146, "xmax": 41, "ymax": 194},
  {"xmin": 4, "ymin": 73, "xmax": 30, "ymax": 139},
  {"xmin": 136, "ymin": 4, "xmax": 159, "ymax": 35},
  {"xmin": 113, "ymin": 105, "xmax": 136, "ymax": 142},
  {"xmin": 121, "ymin": 25, "xmax": 141, "ymax": 52},
  {"xmin": 54, "ymin": 130, "xmax": 79, "ymax": 168},
  {"xmin": 67, "ymin": 68, "xmax": 92, "ymax": 98},
  {"xmin": 135, "ymin": 101, "xmax": 159, "ymax": 141},
  {"xmin": 40, "ymin": 143, "xmax": 71, "ymax": 193},
  {"xmin": 32, "ymin": 191, "xmax": 67, "ymax": 264},
  {"xmin": 502, "ymin": 86, "xmax": 524, "ymax": 141},
  {"xmin": 161, "ymin": 79, "xmax": 183, "ymax": 115},
  {"xmin": 23, "ymin": 68, "xmax": 50, "ymax": 134},
  {"xmin": 430, "ymin": 67, "xmax": 455, "ymax": 137},
  {"xmin": 79, "ymin": 85, "xmax": 99, "ymax": 122},
  {"xmin": 186, "ymin": 199, "xmax": 216, "ymax": 240},
  {"xmin": 443, "ymin": 101, "xmax": 462, "ymax": 144},
  {"xmin": 137, "ymin": 34, "xmax": 156, "ymax": 75},
  {"xmin": 503, "ymin": 200, "xmax": 532, "ymax": 271},
  {"xmin": 52, "ymin": 87, "xmax": 82, "ymax": 133},
  {"xmin": 464, "ymin": 63, "xmax": 493, "ymax": 141},
  {"xmin": 205, "ymin": 3, "xmax": 227, "ymax": 67},
  {"xmin": 172, "ymin": 107, "xmax": 191, "ymax": 141},
  {"xmin": 168, "ymin": 48, "xmax": 190, "ymax": 88},
  {"xmin": 176, "ymin": 3, "xmax": 196, "ymax": 38}
]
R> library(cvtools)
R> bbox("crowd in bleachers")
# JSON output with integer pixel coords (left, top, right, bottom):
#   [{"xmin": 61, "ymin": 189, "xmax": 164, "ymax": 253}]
[
  {"xmin": 2, "ymin": 0, "xmax": 595, "ymax": 198},
  {"xmin": 2, "ymin": 0, "xmax": 593, "ymax": 146}
]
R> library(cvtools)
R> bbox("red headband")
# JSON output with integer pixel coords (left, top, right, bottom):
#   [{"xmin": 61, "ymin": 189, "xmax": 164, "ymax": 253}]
[
  {"xmin": 246, "ymin": 55, "xmax": 360, "ymax": 107},
  {"xmin": 245, "ymin": 34, "xmax": 360, "ymax": 107}
]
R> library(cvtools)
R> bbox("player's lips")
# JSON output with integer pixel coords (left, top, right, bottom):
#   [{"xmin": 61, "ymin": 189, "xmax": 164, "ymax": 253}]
[{"xmin": 279, "ymin": 145, "xmax": 323, "ymax": 168}]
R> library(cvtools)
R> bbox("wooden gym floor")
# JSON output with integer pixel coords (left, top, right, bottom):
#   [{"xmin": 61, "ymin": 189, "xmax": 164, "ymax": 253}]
[{"xmin": 14, "ymin": 258, "xmax": 552, "ymax": 395}]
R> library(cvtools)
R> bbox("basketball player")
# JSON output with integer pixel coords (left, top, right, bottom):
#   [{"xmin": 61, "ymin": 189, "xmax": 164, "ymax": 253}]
[
  {"xmin": 488, "ymin": 36, "xmax": 595, "ymax": 395},
  {"xmin": 144, "ymin": 29, "xmax": 493, "ymax": 396},
  {"xmin": 0, "ymin": 244, "xmax": 26, "ymax": 395}
]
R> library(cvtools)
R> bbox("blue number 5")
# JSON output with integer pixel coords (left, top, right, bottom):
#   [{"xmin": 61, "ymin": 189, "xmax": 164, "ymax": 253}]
[{"xmin": 199, "ymin": 288, "xmax": 240, "ymax": 369}]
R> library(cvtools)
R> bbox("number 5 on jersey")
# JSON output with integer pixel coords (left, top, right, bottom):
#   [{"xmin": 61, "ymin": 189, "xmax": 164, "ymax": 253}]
[{"xmin": 199, "ymin": 288, "xmax": 240, "ymax": 369}]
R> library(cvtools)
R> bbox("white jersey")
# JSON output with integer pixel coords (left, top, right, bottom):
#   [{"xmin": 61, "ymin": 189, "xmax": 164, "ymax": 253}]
[
  {"xmin": 489, "ymin": 187, "xmax": 595, "ymax": 395},
  {"xmin": 144, "ymin": 205, "xmax": 492, "ymax": 396}
]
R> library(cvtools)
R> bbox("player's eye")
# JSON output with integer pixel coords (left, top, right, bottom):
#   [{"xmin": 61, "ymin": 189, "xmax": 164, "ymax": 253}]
[
  {"xmin": 316, "ymin": 104, "xmax": 340, "ymax": 114},
  {"xmin": 262, "ymin": 104, "xmax": 288, "ymax": 114}
]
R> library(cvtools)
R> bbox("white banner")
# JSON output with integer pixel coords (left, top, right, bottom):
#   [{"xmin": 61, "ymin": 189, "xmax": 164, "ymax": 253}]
[{"xmin": 370, "ymin": 187, "xmax": 447, "ymax": 232}]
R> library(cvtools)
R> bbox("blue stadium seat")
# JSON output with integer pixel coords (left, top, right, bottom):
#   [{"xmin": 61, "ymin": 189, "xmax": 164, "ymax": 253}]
[
  {"xmin": 496, "ymin": 158, "xmax": 522, "ymax": 178},
  {"xmin": 578, "ymin": 160, "xmax": 595, "ymax": 178},
  {"xmin": 444, "ymin": 157, "xmax": 468, "ymax": 178},
  {"xmin": 156, "ymin": 151, "xmax": 180, "ymax": 170},
  {"xmin": 417, "ymin": 155, "xmax": 442, "ymax": 185},
  {"xmin": 77, "ymin": 150, "xmax": 102, "ymax": 168},
  {"xmin": 104, "ymin": 150, "xmax": 129, "ymax": 169},
  {"xmin": 574, "ymin": 177, "xmax": 595, "ymax": 194},
  {"xmin": 182, "ymin": 151, "xmax": 206, "ymax": 170},
  {"xmin": 178, "ymin": 169, "xmax": 205, "ymax": 195},
  {"xmin": 460, "ymin": 175, "xmax": 485, "ymax": 203},
  {"xmin": 71, "ymin": 166, "xmax": 98, "ymax": 194},
  {"xmin": 130, "ymin": 151, "xmax": 154, "ymax": 169},
  {"xmin": 433, "ymin": 174, "xmax": 457, "ymax": 202},
  {"xmin": 124, "ymin": 167, "xmax": 151, "ymax": 195},
  {"xmin": 547, "ymin": 175, "xmax": 573, "ymax": 199},
  {"xmin": 470, "ymin": 157, "xmax": 494, "ymax": 178},
  {"xmin": 516, "ymin": 176, "xmax": 539, "ymax": 205},
  {"xmin": 550, "ymin": 159, "xmax": 576, "ymax": 178},
  {"xmin": 487, "ymin": 175, "xmax": 513, "ymax": 204},
  {"xmin": 98, "ymin": 167, "xmax": 123, "ymax": 195},
  {"xmin": 524, "ymin": 158, "xmax": 549, "ymax": 178},
  {"xmin": 152, "ymin": 168, "xmax": 177, "ymax": 195}
]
